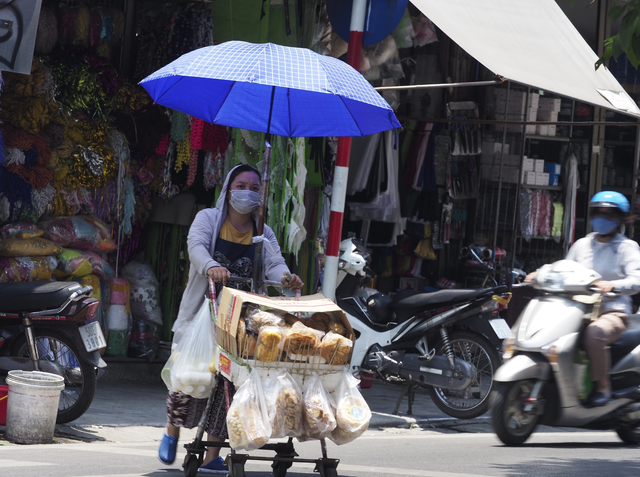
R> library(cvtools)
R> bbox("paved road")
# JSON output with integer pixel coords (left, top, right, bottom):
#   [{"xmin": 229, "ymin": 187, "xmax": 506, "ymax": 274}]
[{"xmin": 3, "ymin": 424, "xmax": 640, "ymax": 477}]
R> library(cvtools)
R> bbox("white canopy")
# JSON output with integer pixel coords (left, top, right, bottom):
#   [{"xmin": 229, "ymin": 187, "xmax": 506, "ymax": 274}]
[{"xmin": 410, "ymin": 0, "xmax": 640, "ymax": 117}]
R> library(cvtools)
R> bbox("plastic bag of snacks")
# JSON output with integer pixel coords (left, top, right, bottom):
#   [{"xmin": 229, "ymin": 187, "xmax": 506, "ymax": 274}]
[
  {"xmin": 163, "ymin": 299, "xmax": 216, "ymax": 398},
  {"xmin": 0, "ymin": 256, "xmax": 57, "ymax": 282},
  {"xmin": 301, "ymin": 372, "xmax": 337, "ymax": 439},
  {"xmin": 263, "ymin": 372, "xmax": 286, "ymax": 438},
  {"xmin": 0, "ymin": 237, "xmax": 62, "ymax": 257},
  {"xmin": 40, "ymin": 215, "xmax": 116, "ymax": 251},
  {"xmin": 329, "ymin": 369, "xmax": 372, "ymax": 445},
  {"xmin": 0, "ymin": 223, "xmax": 44, "ymax": 239},
  {"xmin": 278, "ymin": 370, "xmax": 304, "ymax": 438},
  {"xmin": 226, "ymin": 369, "xmax": 271, "ymax": 450}
]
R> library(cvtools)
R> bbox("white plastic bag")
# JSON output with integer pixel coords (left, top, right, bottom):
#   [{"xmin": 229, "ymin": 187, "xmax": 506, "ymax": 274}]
[
  {"xmin": 226, "ymin": 369, "xmax": 272, "ymax": 450},
  {"xmin": 302, "ymin": 372, "xmax": 337, "ymax": 439},
  {"xmin": 329, "ymin": 370, "xmax": 372, "ymax": 445},
  {"xmin": 263, "ymin": 370, "xmax": 304, "ymax": 438},
  {"xmin": 161, "ymin": 298, "xmax": 216, "ymax": 399}
]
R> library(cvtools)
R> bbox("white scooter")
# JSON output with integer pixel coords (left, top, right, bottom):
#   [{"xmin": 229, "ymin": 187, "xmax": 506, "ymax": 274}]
[
  {"xmin": 491, "ymin": 260, "xmax": 640, "ymax": 445},
  {"xmin": 335, "ymin": 238, "xmax": 513, "ymax": 419}
]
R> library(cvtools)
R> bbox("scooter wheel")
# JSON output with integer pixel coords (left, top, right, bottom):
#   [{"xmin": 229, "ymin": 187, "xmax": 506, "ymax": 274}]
[
  {"xmin": 491, "ymin": 380, "xmax": 539, "ymax": 446},
  {"xmin": 616, "ymin": 427, "xmax": 640, "ymax": 445},
  {"xmin": 427, "ymin": 330, "xmax": 501, "ymax": 419}
]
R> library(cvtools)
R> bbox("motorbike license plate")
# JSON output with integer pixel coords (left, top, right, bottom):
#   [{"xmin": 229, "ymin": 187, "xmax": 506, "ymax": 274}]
[
  {"xmin": 79, "ymin": 321, "xmax": 107, "ymax": 352},
  {"xmin": 489, "ymin": 318, "xmax": 512, "ymax": 339}
]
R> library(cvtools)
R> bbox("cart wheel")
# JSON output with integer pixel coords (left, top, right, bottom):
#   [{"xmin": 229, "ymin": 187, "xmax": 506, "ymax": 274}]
[
  {"xmin": 323, "ymin": 468, "xmax": 338, "ymax": 477},
  {"xmin": 230, "ymin": 462, "xmax": 246, "ymax": 477},
  {"xmin": 272, "ymin": 460, "xmax": 291, "ymax": 477},
  {"xmin": 183, "ymin": 455, "xmax": 199, "ymax": 477}
]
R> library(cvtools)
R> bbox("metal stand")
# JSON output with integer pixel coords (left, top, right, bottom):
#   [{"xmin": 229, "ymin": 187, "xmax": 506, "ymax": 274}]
[{"xmin": 393, "ymin": 381, "xmax": 418, "ymax": 415}]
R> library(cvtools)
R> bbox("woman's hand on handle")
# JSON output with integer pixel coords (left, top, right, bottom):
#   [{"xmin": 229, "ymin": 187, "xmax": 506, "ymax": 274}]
[
  {"xmin": 282, "ymin": 273, "xmax": 304, "ymax": 290},
  {"xmin": 207, "ymin": 266, "xmax": 231, "ymax": 284}
]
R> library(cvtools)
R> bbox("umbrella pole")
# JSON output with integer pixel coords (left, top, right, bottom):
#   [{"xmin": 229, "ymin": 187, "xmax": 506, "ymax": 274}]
[
  {"xmin": 321, "ymin": 0, "xmax": 366, "ymax": 301},
  {"xmin": 252, "ymin": 136, "xmax": 272, "ymax": 293},
  {"xmin": 253, "ymin": 86, "xmax": 276, "ymax": 293}
]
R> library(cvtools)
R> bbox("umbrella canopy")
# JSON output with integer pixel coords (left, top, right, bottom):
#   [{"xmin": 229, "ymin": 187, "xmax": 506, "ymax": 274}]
[{"xmin": 140, "ymin": 40, "xmax": 400, "ymax": 137}]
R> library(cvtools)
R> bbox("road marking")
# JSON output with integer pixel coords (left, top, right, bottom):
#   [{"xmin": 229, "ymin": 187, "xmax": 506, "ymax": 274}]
[{"xmin": 0, "ymin": 459, "xmax": 56, "ymax": 468}]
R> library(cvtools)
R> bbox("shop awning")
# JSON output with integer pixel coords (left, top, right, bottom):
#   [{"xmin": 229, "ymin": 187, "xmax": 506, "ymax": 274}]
[{"xmin": 410, "ymin": 0, "xmax": 640, "ymax": 117}]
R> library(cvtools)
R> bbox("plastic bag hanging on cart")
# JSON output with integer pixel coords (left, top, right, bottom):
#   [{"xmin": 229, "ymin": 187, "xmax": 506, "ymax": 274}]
[
  {"xmin": 226, "ymin": 369, "xmax": 272, "ymax": 450},
  {"xmin": 301, "ymin": 372, "xmax": 337, "ymax": 440},
  {"xmin": 161, "ymin": 298, "xmax": 216, "ymax": 399},
  {"xmin": 330, "ymin": 369, "xmax": 372, "ymax": 445}
]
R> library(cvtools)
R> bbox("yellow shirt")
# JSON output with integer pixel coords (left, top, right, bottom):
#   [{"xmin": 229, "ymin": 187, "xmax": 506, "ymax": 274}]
[{"xmin": 219, "ymin": 219, "xmax": 253, "ymax": 245}]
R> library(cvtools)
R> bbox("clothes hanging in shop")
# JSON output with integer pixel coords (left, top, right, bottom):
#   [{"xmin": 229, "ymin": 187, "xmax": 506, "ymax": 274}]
[
  {"xmin": 563, "ymin": 152, "xmax": 580, "ymax": 254},
  {"xmin": 348, "ymin": 132, "xmax": 382, "ymax": 196},
  {"xmin": 348, "ymin": 130, "xmax": 404, "ymax": 246}
]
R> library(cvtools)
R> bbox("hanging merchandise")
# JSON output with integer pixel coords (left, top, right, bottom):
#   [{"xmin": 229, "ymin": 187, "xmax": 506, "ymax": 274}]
[
  {"xmin": 285, "ymin": 138, "xmax": 307, "ymax": 259},
  {"xmin": 412, "ymin": 13, "xmax": 438, "ymax": 47},
  {"xmin": 349, "ymin": 131, "xmax": 403, "ymax": 245},
  {"xmin": 563, "ymin": 153, "xmax": 580, "ymax": 253},
  {"xmin": 447, "ymin": 102, "xmax": 482, "ymax": 156},
  {"xmin": 413, "ymin": 223, "xmax": 436, "ymax": 260},
  {"xmin": 447, "ymin": 156, "xmax": 479, "ymax": 199},
  {"xmin": 106, "ymin": 277, "xmax": 132, "ymax": 358},
  {"xmin": 440, "ymin": 202, "xmax": 453, "ymax": 245},
  {"xmin": 552, "ymin": 203, "xmax": 564, "ymax": 242}
]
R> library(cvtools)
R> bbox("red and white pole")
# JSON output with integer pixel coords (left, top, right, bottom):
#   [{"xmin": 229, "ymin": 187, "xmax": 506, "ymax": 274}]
[{"xmin": 322, "ymin": 0, "xmax": 367, "ymax": 301}]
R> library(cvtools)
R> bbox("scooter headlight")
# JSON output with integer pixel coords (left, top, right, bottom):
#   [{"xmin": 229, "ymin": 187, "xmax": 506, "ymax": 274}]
[{"xmin": 502, "ymin": 335, "xmax": 516, "ymax": 360}]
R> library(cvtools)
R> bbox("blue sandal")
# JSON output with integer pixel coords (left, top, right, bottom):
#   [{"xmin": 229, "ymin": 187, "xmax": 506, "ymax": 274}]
[
  {"xmin": 158, "ymin": 433, "xmax": 178, "ymax": 465},
  {"xmin": 199, "ymin": 456, "xmax": 229, "ymax": 474}
]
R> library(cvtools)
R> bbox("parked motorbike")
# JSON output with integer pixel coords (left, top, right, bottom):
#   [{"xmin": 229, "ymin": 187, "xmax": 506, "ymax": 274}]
[
  {"xmin": 335, "ymin": 238, "xmax": 513, "ymax": 419},
  {"xmin": 491, "ymin": 260, "xmax": 640, "ymax": 445},
  {"xmin": 0, "ymin": 281, "xmax": 107, "ymax": 424}
]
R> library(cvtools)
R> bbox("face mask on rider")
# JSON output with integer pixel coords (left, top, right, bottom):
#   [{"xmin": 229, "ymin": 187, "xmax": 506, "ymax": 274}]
[
  {"xmin": 228, "ymin": 190, "xmax": 260, "ymax": 214},
  {"xmin": 590, "ymin": 217, "xmax": 619, "ymax": 235}
]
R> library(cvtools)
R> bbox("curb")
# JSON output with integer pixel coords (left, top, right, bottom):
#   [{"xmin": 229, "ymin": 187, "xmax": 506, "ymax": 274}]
[{"xmin": 370, "ymin": 413, "xmax": 491, "ymax": 429}]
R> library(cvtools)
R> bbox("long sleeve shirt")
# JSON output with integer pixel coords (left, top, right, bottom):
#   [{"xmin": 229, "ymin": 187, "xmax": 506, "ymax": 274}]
[{"xmin": 565, "ymin": 232, "xmax": 640, "ymax": 314}]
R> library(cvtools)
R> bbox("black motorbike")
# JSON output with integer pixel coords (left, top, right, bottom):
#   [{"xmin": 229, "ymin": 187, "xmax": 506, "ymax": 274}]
[
  {"xmin": 0, "ymin": 281, "xmax": 107, "ymax": 423},
  {"xmin": 335, "ymin": 238, "xmax": 512, "ymax": 419}
]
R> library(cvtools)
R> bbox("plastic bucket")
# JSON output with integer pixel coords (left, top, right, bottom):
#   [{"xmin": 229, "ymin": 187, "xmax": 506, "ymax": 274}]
[
  {"xmin": 6, "ymin": 370, "xmax": 65, "ymax": 444},
  {"xmin": 0, "ymin": 384, "xmax": 7, "ymax": 425}
]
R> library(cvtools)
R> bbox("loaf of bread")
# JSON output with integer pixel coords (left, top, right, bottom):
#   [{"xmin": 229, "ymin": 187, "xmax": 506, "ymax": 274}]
[
  {"xmin": 283, "ymin": 322, "xmax": 323, "ymax": 356},
  {"xmin": 246, "ymin": 309, "xmax": 285, "ymax": 335},
  {"xmin": 319, "ymin": 332, "xmax": 352, "ymax": 365},
  {"xmin": 255, "ymin": 326, "xmax": 284, "ymax": 362}
]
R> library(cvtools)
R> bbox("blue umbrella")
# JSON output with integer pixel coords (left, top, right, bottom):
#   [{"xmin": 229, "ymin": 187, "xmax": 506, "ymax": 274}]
[{"xmin": 139, "ymin": 40, "xmax": 400, "ymax": 138}]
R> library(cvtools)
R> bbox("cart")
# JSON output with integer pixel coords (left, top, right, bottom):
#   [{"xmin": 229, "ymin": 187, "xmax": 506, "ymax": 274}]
[{"xmin": 181, "ymin": 276, "xmax": 351, "ymax": 477}]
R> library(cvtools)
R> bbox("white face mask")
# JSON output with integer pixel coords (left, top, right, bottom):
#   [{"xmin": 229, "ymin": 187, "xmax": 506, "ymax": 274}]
[{"xmin": 228, "ymin": 190, "xmax": 260, "ymax": 214}]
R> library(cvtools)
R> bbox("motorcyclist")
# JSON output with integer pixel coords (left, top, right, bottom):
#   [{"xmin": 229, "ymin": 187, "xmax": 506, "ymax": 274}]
[{"xmin": 527, "ymin": 191, "xmax": 640, "ymax": 406}]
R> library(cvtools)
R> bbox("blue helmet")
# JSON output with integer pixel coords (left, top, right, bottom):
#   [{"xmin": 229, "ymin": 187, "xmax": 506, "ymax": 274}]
[{"xmin": 589, "ymin": 191, "xmax": 630, "ymax": 214}]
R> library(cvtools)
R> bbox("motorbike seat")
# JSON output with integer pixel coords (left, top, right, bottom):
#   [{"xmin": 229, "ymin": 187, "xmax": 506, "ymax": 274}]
[
  {"xmin": 0, "ymin": 281, "xmax": 84, "ymax": 313},
  {"xmin": 611, "ymin": 326, "xmax": 640, "ymax": 364},
  {"xmin": 391, "ymin": 286, "xmax": 506, "ymax": 323}
]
